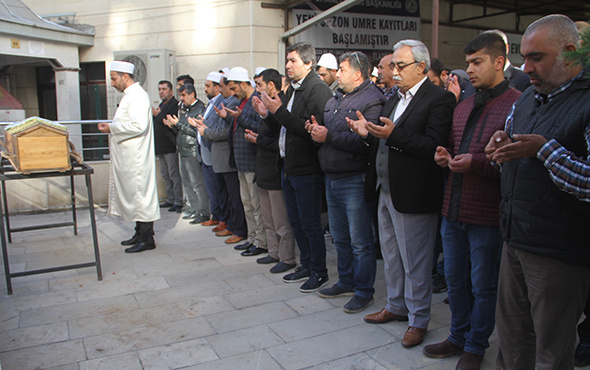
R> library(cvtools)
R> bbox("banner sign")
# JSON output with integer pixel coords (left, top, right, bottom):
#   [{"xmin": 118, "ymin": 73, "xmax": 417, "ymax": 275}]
[{"xmin": 293, "ymin": 0, "xmax": 421, "ymax": 63}]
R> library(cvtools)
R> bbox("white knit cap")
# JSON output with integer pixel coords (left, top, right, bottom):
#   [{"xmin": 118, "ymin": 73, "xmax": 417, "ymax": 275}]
[
  {"xmin": 254, "ymin": 67, "xmax": 267, "ymax": 77},
  {"xmin": 206, "ymin": 71, "xmax": 222, "ymax": 83},
  {"xmin": 227, "ymin": 67, "xmax": 250, "ymax": 82},
  {"xmin": 110, "ymin": 60, "xmax": 134, "ymax": 74},
  {"xmin": 317, "ymin": 53, "xmax": 338, "ymax": 70}
]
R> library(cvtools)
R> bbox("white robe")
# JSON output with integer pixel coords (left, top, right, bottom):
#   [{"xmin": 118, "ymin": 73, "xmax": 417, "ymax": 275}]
[{"xmin": 108, "ymin": 82, "xmax": 160, "ymax": 222}]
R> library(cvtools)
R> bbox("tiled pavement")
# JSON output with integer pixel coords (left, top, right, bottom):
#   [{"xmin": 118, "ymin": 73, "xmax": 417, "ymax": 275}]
[{"xmin": 0, "ymin": 207, "xmax": 500, "ymax": 369}]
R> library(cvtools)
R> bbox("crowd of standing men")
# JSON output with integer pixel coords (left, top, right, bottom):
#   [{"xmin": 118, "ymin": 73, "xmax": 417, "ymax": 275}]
[{"xmin": 101, "ymin": 14, "xmax": 590, "ymax": 370}]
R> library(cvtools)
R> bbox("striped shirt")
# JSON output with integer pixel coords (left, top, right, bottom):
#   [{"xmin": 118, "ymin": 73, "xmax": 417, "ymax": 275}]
[{"xmin": 503, "ymin": 72, "xmax": 590, "ymax": 202}]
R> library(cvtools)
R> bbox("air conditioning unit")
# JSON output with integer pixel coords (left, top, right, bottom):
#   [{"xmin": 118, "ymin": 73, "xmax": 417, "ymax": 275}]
[{"xmin": 113, "ymin": 49, "xmax": 176, "ymax": 107}]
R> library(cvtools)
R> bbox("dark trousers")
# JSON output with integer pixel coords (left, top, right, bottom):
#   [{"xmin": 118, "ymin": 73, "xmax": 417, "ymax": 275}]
[
  {"xmin": 134, "ymin": 221, "xmax": 154, "ymax": 242},
  {"xmin": 202, "ymin": 163, "xmax": 228, "ymax": 223},
  {"xmin": 578, "ymin": 287, "xmax": 590, "ymax": 343},
  {"xmin": 220, "ymin": 171, "xmax": 247, "ymax": 237},
  {"xmin": 496, "ymin": 246, "xmax": 590, "ymax": 370},
  {"xmin": 282, "ymin": 170, "xmax": 327, "ymax": 276}
]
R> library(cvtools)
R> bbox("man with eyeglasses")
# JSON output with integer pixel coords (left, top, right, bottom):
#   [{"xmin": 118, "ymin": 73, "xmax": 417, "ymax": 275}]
[{"xmin": 349, "ymin": 40, "xmax": 455, "ymax": 348}]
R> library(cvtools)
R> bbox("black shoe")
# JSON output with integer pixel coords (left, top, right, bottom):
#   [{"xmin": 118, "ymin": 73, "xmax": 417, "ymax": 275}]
[
  {"xmin": 234, "ymin": 242, "xmax": 252, "ymax": 251},
  {"xmin": 121, "ymin": 235, "xmax": 139, "ymax": 246},
  {"xmin": 168, "ymin": 204, "xmax": 182, "ymax": 213},
  {"xmin": 257, "ymin": 255, "xmax": 279, "ymax": 264},
  {"xmin": 444, "ymin": 297, "xmax": 449, "ymax": 305},
  {"xmin": 300, "ymin": 272, "xmax": 329, "ymax": 293},
  {"xmin": 283, "ymin": 266, "xmax": 310, "ymax": 283},
  {"xmin": 343, "ymin": 295, "xmax": 374, "ymax": 313},
  {"xmin": 160, "ymin": 202, "xmax": 173, "ymax": 208},
  {"xmin": 182, "ymin": 212, "xmax": 197, "ymax": 220},
  {"xmin": 432, "ymin": 273, "xmax": 448, "ymax": 293},
  {"xmin": 270, "ymin": 262, "xmax": 296, "ymax": 274},
  {"xmin": 241, "ymin": 245, "xmax": 268, "ymax": 256},
  {"xmin": 124, "ymin": 240, "xmax": 156, "ymax": 253},
  {"xmin": 576, "ymin": 340, "xmax": 590, "ymax": 367},
  {"xmin": 190, "ymin": 215, "xmax": 209, "ymax": 224},
  {"xmin": 318, "ymin": 284, "xmax": 355, "ymax": 298}
]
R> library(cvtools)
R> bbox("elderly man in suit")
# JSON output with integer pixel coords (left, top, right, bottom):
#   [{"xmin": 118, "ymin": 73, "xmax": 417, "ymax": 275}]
[
  {"xmin": 349, "ymin": 40, "xmax": 456, "ymax": 348},
  {"xmin": 190, "ymin": 72, "xmax": 228, "ymax": 227}
]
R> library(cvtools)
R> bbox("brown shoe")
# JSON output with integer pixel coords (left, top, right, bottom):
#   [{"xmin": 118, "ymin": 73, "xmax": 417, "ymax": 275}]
[
  {"xmin": 201, "ymin": 219, "xmax": 220, "ymax": 226},
  {"xmin": 456, "ymin": 351, "xmax": 484, "ymax": 370},
  {"xmin": 215, "ymin": 229, "xmax": 233, "ymax": 237},
  {"xmin": 225, "ymin": 235, "xmax": 245, "ymax": 244},
  {"xmin": 401, "ymin": 326, "xmax": 427, "ymax": 348},
  {"xmin": 423, "ymin": 339, "xmax": 463, "ymax": 358},
  {"xmin": 364, "ymin": 308, "xmax": 409, "ymax": 324},
  {"xmin": 212, "ymin": 221, "xmax": 227, "ymax": 232}
]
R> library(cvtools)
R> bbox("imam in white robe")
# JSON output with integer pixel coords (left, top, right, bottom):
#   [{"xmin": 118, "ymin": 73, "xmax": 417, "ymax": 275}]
[{"xmin": 108, "ymin": 82, "xmax": 160, "ymax": 222}]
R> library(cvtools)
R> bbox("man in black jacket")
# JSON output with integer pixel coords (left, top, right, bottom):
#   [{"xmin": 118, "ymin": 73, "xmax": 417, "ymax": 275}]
[
  {"xmin": 485, "ymin": 15, "xmax": 590, "ymax": 369},
  {"xmin": 152, "ymin": 80, "xmax": 182, "ymax": 211},
  {"xmin": 259, "ymin": 42, "xmax": 333, "ymax": 293},
  {"xmin": 350, "ymin": 40, "xmax": 455, "ymax": 348}
]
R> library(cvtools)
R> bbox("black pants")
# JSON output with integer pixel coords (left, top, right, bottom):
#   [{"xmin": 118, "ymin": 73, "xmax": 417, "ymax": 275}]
[{"xmin": 134, "ymin": 221, "xmax": 154, "ymax": 242}]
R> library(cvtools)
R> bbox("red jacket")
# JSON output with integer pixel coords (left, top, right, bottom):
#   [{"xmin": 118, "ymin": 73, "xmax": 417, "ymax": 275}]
[{"xmin": 442, "ymin": 87, "xmax": 521, "ymax": 226}]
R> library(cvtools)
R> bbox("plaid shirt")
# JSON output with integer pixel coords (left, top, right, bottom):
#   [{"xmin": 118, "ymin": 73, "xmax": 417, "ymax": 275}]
[{"xmin": 503, "ymin": 72, "xmax": 590, "ymax": 201}]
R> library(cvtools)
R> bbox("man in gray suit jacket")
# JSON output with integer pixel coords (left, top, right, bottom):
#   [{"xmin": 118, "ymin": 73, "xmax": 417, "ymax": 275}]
[
  {"xmin": 195, "ymin": 75, "xmax": 247, "ymax": 244},
  {"xmin": 191, "ymin": 72, "xmax": 228, "ymax": 227}
]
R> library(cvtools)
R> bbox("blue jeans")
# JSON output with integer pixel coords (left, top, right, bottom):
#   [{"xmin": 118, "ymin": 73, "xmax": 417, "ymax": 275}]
[
  {"xmin": 282, "ymin": 171, "xmax": 327, "ymax": 276},
  {"xmin": 442, "ymin": 217, "xmax": 503, "ymax": 356},
  {"xmin": 326, "ymin": 174, "xmax": 375, "ymax": 298}
]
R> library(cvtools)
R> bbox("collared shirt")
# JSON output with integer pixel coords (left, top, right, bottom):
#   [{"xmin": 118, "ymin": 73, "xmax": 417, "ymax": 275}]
[
  {"xmin": 503, "ymin": 71, "xmax": 590, "ymax": 202},
  {"xmin": 204, "ymin": 93, "xmax": 221, "ymax": 120},
  {"xmin": 392, "ymin": 76, "xmax": 428, "ymax": 122},
  {"xmin": 279, "ymin": 75, "xmax": 307, "ymax": 158}
]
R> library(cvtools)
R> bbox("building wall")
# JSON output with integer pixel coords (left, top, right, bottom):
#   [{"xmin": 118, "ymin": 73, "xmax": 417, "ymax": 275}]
[
  {"xmin": 24, "ymin": 0, "xmax": 540, "ymax": 79},
  {"xmin": 27, "ymin": 0, "xmax": 286, "ymax": 78}
]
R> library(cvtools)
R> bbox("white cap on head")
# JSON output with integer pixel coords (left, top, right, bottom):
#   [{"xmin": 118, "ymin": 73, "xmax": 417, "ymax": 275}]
[
  {"xmin": 206, "ymin": 71, "xmax": 222, "ymax": 83},
  {"xmin": 220, "ymin": 67, "xmax": 231, "ymax": 75},
  {"xmin": 254, "ymin": 67, "xmax": 266, "ymax": 77},
  {"xmin": 317, "ymin": 53, "xmax": 338, "ymax": 70},
  {"xmin": 110, "ymin": 61, "xmax": 135, "ymax": 74},
  {"xmin": 227, "ymin": 67, "xmax": 250, "ymax": 82}
]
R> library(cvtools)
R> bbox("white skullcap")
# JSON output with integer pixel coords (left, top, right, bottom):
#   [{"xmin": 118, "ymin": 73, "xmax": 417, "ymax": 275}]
[
  {"xmin": 227, "ymin": 67, "xmax": 250, "ymax": 82},
  {"xmin": 254, "ymin": 67, "xmax": 267, "ymax": 77},
  {"xmin": 110, "ymin": 61, "xmax": 134, "ymax": 74},
  {"xmin": 220, "ymin": 67, "xmax": 231, "ymax": 75},
  {"xmin": 317, "ymin": 53, "xmax": 338, "ymax": 70},
  {"xmin": 206, "ymin": 71, "xmax": 222, "ymax": 83}
]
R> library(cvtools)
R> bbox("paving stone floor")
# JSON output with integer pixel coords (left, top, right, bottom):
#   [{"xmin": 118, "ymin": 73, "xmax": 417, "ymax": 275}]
[{"xmin": 0, "ymin": 207, "xmax": 501, "ymax": 369}]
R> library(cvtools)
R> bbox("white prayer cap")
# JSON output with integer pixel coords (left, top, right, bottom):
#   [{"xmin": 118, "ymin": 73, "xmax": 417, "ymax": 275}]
[
  {"xmin": 317, "ymin": 53, "xmax": 338, "ymax": 70},
  {"xmin": 254, "ymin": 67, "xmax": 267, "ymax": 77},
  {"xmin": 206, "ymin": 71, "xmax": 222, "ymax": 83},
  {"xmin": 227, "ymin": 67, "xmax": 250, "ymax": 82},
  {"xmin": 110, "ymin": 60, "xmax": 134, "ymax": 74},
  {"xmin": 220, "ymin": 67, "xmax": 231, "ymax": 75},
  {"xmin": 372, "ymin": 67, "xmax": 379, "ymax": 78}
]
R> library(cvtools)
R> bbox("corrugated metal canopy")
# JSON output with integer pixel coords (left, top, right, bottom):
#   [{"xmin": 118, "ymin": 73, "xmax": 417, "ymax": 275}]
[{"xmin": 449, "ymin": 0, "xmax": 589, "ymax": 25}]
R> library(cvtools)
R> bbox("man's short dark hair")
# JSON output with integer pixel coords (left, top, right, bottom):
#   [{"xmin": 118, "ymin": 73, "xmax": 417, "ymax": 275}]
[
  {"xmin": 260, "ymin": 69, "xmax": 283, "ymax": 91},
  {"xmin": 158, "ymin": 80, "xmax": 173, "ymax": 90},
  {"xmin": 464, "ymin": 33, "xmax": 507, "ymax": 63},
  {"xmin": 221, "ymin": 76, "xmax": 228, "ymax": 85},
  {"xmin": 176, "ymin": 74, "xmax": 194, "ymax": 85},
  {"xmin": 286, "ymin": 42, "xmax": 317, "ymax": 69},
  {"xmin": 430, "ymin": 58, "xmax": 445, "ymax": 77},
  {"xmin": 339, "ymin": 51, "xmax": 370, "ymax": 80},
  {"xmin": 178, "ymin": 83, "xmax": 196, "ymax": 97}
]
